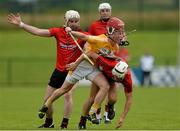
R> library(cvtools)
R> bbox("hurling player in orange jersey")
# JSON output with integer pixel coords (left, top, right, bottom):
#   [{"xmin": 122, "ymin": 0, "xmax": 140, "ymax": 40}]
[
  {"xmin": 65, "ymin": 17, "xmax": 132, "ymax": 129},
  {"xmin": 66, "ymin": 17, "xmax": 133, "ymax": 129}
]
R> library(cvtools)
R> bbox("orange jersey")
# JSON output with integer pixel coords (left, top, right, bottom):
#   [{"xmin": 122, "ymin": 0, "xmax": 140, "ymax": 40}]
[{"xmin": 85, "ymin": 34, "xmax": 119, "ymax": 54}]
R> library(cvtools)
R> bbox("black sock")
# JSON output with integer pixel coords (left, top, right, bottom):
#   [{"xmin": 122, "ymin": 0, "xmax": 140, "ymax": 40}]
[
  {"xmin": 45, "ymin": 118, "xmax": 53, "ymax": 125},
  {"xmin": 108, "ymin": 103, "xmax": 114, "ymax": 109},
  {"xmin": 60, "ymin": 118, "xmax": 69, "ymax": 128},
  {"xmin": 105, "ymin": 105, "xmax": 109, "ymax": 112},
  {"xmin": 79, "ymin": 116, "xmax": 87, "ymax": 125},
  {"xmin": 97, "ymin": 107, "xmax": 101, "ymax": 114}
]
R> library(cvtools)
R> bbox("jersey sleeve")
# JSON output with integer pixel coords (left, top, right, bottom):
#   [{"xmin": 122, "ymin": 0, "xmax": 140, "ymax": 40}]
[
  {"xmin": 122, "ymin": 70, "xmax": 133, "ymax": 93},
  {"xmin": 87, "ymin": 35, "xmax": 105, "ymax": 44},
  {"xmin": 49, "ymin": 27, "xmax": 59, "ymax": 36}
]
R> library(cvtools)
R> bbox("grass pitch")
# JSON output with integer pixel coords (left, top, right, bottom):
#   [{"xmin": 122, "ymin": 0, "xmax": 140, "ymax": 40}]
[{"xmin": 0, "ymin": 86, "xmax": 179, "ymax": 130}]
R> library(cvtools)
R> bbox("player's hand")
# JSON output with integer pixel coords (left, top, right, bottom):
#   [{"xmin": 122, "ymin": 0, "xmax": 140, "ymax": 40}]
[
  {"xmin": 66, "ymin": 62, "xmax": 77, "ymax": 71},
  {"xmin": 115, "ymin": 118, "xmax": 124, "ymax": 129},
  {"xmin": 7, "ymin": 13, "xmax": 22, "ymax": 27},
  {"xmin": 65, "ymin": 27, "xmax": 72, "ymax": 33}
]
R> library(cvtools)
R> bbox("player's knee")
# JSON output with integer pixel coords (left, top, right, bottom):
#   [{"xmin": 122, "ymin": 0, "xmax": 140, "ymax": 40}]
[
  {"xmin": 61, "ymin": 86, "xmax": 72, "ymax": 94},
  {"xmin": 88, "ymin": 97, "xmax": 95, "ymax": 104},
  {"xmin": 64, "ymin": 91, "xmax": 73, "ymax": 100},
  {"xmin": 100, "ymin": 83, "xmax": 110, "ymax": 92}
]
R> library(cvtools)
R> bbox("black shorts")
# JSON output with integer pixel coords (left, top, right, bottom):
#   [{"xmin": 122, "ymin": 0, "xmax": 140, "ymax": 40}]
[{"xmin": 48, "ymin": 69, "xmax": 68, "ymax": 89}]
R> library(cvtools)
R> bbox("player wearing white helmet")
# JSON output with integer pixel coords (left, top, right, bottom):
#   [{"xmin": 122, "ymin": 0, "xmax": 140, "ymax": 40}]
[
  {"xmin": 87, "ymin": 2, "xmax": 131, "ymax": 126},
  {"xmin": 64, "ymin": 10, "xmax": 80, "ymax": 30},
  {"xmin": 87, "ymin": 2, "xmax": 112, "ymax": 125},
  {"xmin": 7, "ymin": 10, "xmax": 86, "ymax": 129},
  {"xmin": 89, "ymin": 2, "xmax": 112, "ymax": 35},
  {"xmin": 98, "ymin": 2, "xmax": 112, "ymax": 20}
]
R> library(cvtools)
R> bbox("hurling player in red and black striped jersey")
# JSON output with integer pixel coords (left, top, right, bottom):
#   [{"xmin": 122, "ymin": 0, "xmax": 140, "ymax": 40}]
[{"xmin": 8, "ymin": 10, "xmax": 87, "ymax": 129}]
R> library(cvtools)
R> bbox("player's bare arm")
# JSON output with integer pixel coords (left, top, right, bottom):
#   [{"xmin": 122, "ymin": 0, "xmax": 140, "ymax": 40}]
[
  {"xmin": 66, "ymin": 43, "xmax": 95, "ymax": 71},
  {"xmin": 7, "ymin": 13, "xmax": 50, "ymax": 37},
  {"xmin": 65, "ymin": 27, "xmax": 89, "ymax": 41},
  {"xmin": 116, "ymin": 92, "xmax": 132, "ymax": 129},
  {"xmin": 66, "ymin": 54, "xmax": 85, "ymax": 71}
]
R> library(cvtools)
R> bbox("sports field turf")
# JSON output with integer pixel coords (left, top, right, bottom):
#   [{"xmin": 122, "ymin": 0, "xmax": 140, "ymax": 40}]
[
  {"xmin": 0, "ymin": 29, "xmax": 179, "ymax": 130},
  {"xmin": 0, "ymin": 30, "xmax": 178, "ymax": 66},
  {"xmin": 0, "ymin": 86, "xmax": 179, "ymax": 130}
]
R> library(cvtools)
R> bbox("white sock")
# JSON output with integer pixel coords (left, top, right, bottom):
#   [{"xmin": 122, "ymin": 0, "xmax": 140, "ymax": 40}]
[
  {"xmin": 96, "ymin": 113, "xmax": 101, "ymax": 119},
  {"xmin": 104, "ymin": 111, "xmax": 110, "ymax": 120}
]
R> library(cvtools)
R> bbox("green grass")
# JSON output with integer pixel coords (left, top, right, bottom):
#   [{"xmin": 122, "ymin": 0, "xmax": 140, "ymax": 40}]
[
  {"xmin": 0, "ymin": 30, "xmax": 178, "ymax": 65},
  {"xmin": 0, "ymin": 86, "xmax": 180, "ymax": 130},
  {"xmin": 0, "ymin": 30, "xmax": 178, "ymax": 84}
]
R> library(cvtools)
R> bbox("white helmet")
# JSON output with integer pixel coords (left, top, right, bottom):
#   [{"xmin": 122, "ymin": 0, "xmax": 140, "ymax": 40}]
[
  {"xmin": 98, "ymin": 3, "xmax": 111, "ymax": 12},
  {"xmin": 64, "ymin": 10, "xmax": 80, "ymax": 26},
  {"xmin": 112, "ymin": 61, "xmax": 128, "ymax": 79}
]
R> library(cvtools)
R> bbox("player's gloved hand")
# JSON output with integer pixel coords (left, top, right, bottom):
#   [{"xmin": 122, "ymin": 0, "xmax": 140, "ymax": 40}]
[
  {"xmin": 66, "ymin": 62, "xmax": 78, "ymax": 71},
  {"xmin": 119, "ymin": 40, "xmax": 130, "ymax": 46},
  {"xmin": 7, "ymin": 13, "xmax": 23, "ymax": 27},
  {"xmin": 99, "ymin": 48, "xmax": 111, "ymax": 56}
]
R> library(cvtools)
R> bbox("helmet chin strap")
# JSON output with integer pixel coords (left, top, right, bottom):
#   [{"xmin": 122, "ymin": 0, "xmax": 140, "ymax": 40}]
[
  {"xmin": 108, "ymin": 35, "xmax": 130, "ymax": 46},
  {"xmin": 108, "ymin": 35, "xmax": 119, "ymax": 44}
]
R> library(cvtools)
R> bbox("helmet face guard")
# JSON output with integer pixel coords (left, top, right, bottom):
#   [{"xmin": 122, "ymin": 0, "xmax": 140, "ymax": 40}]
[{"xmin": 107, "ymin": 26, "xmax": 115, "ymax": 35}]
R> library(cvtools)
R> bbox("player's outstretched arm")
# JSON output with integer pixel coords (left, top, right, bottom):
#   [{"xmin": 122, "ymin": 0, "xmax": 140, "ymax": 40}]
[
  {"xmin": 7, "ymin": 13, "xmax": 51, "ymax": 37},
  {"xmin": 116, "ymin": 92, "xmax": 132, "ymax": 129},
  {"xmin": 65, "ymin": 27, "xmax": 89, "ymax": 41}
]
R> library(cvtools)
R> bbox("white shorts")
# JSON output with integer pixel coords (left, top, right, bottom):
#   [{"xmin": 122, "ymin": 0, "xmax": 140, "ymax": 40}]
[{"xmin": 66, "ymin": 60, "xmax": 101, "ymax": 84}]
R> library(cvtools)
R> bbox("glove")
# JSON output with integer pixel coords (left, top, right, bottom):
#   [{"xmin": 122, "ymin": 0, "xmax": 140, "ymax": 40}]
[{"xmin": 119, "ymin": 41, "xmax": 130, "ymax": 46}]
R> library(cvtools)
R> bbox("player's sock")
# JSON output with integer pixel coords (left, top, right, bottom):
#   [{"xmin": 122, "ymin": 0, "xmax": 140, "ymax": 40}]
[
  {"xmin": 96, "ymin": 108, "xmax": 102, "ymax": 123},
  {"xmin": 104, "ymin": 105, "xmax": 111, "ymax": 124},
  {"xmin": 60, "ymin": 118, "xmax": 69, "ymax": 129},
  {"xmin": 78, "ymin": 116, "xmax": 87, "ymax": 129},
  {"xmin": 104, "ymin": 111, "xmax": 111, "ymax": 123},
  {"xmin": 97, "ymin": 107, "xmax": 101, "ymax": 114},
  {"xmin": 107, "ymin": 103, "xmax": 115, "ymax": 120},
  {"xmin": 89, "ymin": 103, "xmax": 99, "ymax": 115},
  {"xmin": 105, "ymin": 104, "xmax": 109, "ymax": 112},
  {"xmin": 89, "ymin": 103, "xmax": 100, "ymax": 124},
  {"xmin": 96, "ymin": 107, "xmax": 101, "ymax": 119},
  {"xmin": 108, "ymin": 103, "xmax": 114, "ymax": 109},
  {"xmin": 45, "ymin": 98, "xmax": 53, "ymax": 107}
]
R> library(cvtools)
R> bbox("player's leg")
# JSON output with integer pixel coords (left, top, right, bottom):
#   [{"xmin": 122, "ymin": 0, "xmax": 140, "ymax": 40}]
[
  {"xmin": 88, "ymin": 72, "xmax": 110, "ymax": 124},
  {"xmin": 59, "ymin": 61, "xmax": 96, "ymax": 129},
  {"xmin": 38, "ymin": 61, "xmax": 92, "ymax": 119},
  {"xmin": 38, "ymin": 69, "xmax": 68, "ymax": 128},
  {"xmin": 91, "ymin": 83, "xmax": 102, "ymax": 123},
  {"xmin": 78, "ymin": 82, "xmax": 99, "ymax": 129},
  {"xmin": 60, "ymin": 83, "xmax": 78, "ymax": 129},
  {"xmin": 38, "ymin": 85, "xmax": 56, "ymax": 128},
  {"xmin": 104, "ymin": 82, "xmax": 118, "ymax": 123},
  {"xmin": 38, "ymin": 80, "xmax": 75, "ymax": 119}
]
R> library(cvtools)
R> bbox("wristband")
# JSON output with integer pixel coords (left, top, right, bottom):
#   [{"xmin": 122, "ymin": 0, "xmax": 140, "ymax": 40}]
[{"xmin": 19, "ymin": 22, "xmax": 24, "ymax": 28}]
